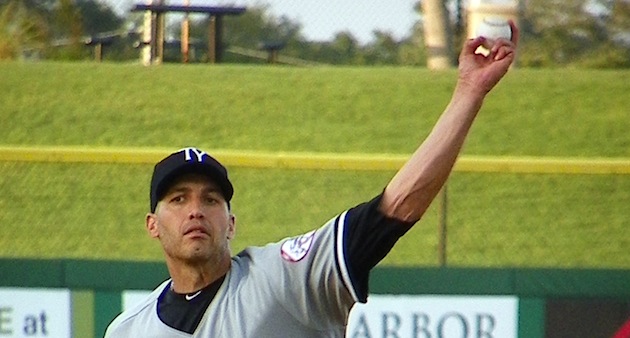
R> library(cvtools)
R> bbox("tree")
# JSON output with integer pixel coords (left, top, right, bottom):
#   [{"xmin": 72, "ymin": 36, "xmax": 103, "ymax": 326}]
[
  {"xmin": 592, "ymin": 0, "xmax": 630, "ymax": 67},
  {"xmin": 363, "ymin": 30, "xmax": 400, "ymax": 65},
  {"xmin": 0, "ymin": 1, "xmax": 48, "ymax": 59},
  {"xmin": 75, "ymin": 0, "xmax": 129, "ymax": 61},
  {"xmin": 519, "ymin": 0, "xmax": 630, "ymax": 68},
  {"xmin": 76, "ymin": 0, "xmax": 123, "ymax": 36},
  {"xmin": 330, "ymin": 32, "xmax": 359, "ymax": 64},
  {"xmin": 398, "ymin": 22, "xmax": 427, "ymax": 66},
  {"xmin": 0, "ymin": 0, "xmax": 127, "ymax": 61},
  {"xmin": 47, "ymin": 0, "xmax": 86, "ymax": 60},
  {"xmin": 0, "ymin": 0, "xmax": 56, "ymax": 13}
]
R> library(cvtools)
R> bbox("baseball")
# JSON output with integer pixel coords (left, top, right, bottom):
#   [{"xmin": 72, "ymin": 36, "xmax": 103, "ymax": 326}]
[{"xmin": 475, "ymin": 17, "xmax": 512, "ymax": 49}]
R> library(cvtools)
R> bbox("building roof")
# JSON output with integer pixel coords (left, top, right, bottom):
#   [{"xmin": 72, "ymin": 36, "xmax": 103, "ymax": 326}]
[{"xmin": 132, "ymin": 4, "xmax": 246, "ymax": 15}]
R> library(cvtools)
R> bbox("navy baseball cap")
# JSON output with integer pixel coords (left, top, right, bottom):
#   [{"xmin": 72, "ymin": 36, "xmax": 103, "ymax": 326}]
[{"xmin": 150, "ymin": 147, "xmax": 234, "ymax": 212}]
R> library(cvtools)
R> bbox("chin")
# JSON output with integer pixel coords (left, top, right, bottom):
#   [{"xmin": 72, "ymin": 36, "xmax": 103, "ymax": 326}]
[{"xmin": 182, "ymin": 246, "xmax": 212, "ymax": 262}]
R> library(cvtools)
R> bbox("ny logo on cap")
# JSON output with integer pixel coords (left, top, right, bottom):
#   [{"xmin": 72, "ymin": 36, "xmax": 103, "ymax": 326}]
[{"xmin": 180, "ymin": 147, "xmax": 208, "ymax": 162}]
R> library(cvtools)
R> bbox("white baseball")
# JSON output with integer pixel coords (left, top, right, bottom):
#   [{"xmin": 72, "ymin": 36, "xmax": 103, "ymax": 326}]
[{"xmin": 475, "ymin": 17, "xmax": 512, "ymax": 49}]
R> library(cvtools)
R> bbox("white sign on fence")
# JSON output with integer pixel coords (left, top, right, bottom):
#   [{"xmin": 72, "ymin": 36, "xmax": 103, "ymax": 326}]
[
  {"xmin": 346, "ymin": 295, "xmax": 518, "ymax": 338},
  {"xmin": 0, "ymin": 288, "xmax": 71, "ymax": 338}
]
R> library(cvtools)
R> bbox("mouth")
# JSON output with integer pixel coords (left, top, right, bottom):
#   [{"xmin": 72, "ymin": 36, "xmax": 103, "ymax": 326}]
[{"xmin": 184, "ymin": 225, "xmax": 209, "ymax": 238}]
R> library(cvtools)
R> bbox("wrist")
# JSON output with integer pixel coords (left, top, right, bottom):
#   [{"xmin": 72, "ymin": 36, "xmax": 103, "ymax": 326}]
[
  {"xmin": 454, "ymin": 80, "xmax": 489, "ymax": 101},
  {"xmin": 452, "ymin": 82, "xmax": 486, "ymax": 109}
]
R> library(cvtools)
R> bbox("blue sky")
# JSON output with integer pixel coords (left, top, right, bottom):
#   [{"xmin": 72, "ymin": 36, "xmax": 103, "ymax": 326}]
[{"xmin": 106, "ymin": 0, "xmax": 420, "ymax": 43}]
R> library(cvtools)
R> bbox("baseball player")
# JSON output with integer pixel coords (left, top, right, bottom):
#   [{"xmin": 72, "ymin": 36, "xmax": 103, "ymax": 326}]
[{"xmin": 104, "ymin": 23, "xmax": 518, "ymax": 337}]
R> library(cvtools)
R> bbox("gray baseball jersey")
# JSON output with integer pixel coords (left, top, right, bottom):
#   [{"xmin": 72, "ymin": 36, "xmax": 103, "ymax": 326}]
[
  {"xmin": 106, "ymin": 213, "xmax": 357, "ymax": 337},
  {"xmin": 104, "ymin": 195, "xmax": 411, "ymax": 337}
]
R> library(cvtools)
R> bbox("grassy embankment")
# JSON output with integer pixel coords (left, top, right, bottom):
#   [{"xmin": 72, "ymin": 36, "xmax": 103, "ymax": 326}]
[{"xmin": 0, "ymin": 62, "xmax": 628, "ymax": 268}]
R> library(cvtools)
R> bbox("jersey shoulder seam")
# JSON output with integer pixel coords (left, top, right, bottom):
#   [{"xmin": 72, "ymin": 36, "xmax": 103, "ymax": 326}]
[
  {"xmin": 106, "ymin": 280, "xmax": 170, "ymax": 335},
  {"xmin": 266, "ymin": 216, "xmax": 351, "ymax": 332}
]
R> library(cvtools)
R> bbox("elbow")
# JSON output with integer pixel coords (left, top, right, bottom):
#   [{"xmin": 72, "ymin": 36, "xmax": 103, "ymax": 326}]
[{"xmin": 380, "ymin": 182, "xmax": 435, "ymax": 223}]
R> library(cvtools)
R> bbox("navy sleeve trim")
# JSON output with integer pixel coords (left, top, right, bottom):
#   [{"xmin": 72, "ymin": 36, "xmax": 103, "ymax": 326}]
[
  {"xmin": 342, "ymin": 193, "xmax": 416, "ymax": 303},
  {"xmin": 333, "ymin": 211, "xmax": 360, "ymax": 303}
]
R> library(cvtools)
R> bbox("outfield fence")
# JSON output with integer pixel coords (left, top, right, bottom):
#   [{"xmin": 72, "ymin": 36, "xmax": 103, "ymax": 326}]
[
  {"xmin": 0, "ymin": 146, "xmax": 629, "ymax": 268},
  {"xmin": 1, "ymin": 146, "xmax": 629, "ymax": 174},
  {"xmin": 2, "ymin": 259, "xmax": 630, "ymax": 338}
]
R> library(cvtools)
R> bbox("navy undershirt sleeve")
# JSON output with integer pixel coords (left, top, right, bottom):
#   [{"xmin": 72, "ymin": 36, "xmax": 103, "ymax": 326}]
[{"xmin": 343, "ymin": 193, "xmax": 416, "ymax": 302}]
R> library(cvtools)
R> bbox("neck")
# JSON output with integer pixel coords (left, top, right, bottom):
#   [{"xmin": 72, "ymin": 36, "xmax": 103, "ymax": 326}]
[{"xmin": 166, "ymin": 256, "xmax": 230, "ymax": 294}]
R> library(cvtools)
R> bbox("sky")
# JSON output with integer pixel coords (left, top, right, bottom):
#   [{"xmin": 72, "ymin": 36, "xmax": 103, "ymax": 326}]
[{"xmin": 104, "ymin": 0, "xmax": 420, "ymax": 44}]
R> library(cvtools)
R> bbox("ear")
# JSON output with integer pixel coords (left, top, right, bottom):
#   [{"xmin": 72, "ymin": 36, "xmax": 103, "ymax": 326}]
[
  {"xmin": 146, "ymin": 213, "xmax": 160, "ymax": 238},
  {"xmin": 226, "ymin": 214, "xmax": 236, "ymax": 240}
]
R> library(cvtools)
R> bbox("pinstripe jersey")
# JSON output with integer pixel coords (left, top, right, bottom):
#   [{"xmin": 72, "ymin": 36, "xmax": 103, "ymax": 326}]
[{"xmin": 105, "ymin": 211, "xmax": 360, "ymax": 337}]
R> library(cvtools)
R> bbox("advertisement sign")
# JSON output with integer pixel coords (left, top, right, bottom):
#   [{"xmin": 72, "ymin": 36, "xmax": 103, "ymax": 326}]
[
  {"xmin": 346, "ymin": 295, "xmax": 518, "ymax": 338},
  {"xmin": 0, "ymin": 288, "xmax": 71, "ymax": 337}
]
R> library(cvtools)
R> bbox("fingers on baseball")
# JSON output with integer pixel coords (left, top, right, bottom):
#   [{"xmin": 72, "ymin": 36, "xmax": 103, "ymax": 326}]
[
  {"xmin": 464, "ymin": 36, "xmax": 487, "ymax": 55},
  {"xmin": 490, "ymin": 19, "xmax": 519, "ymax": 60},
  {"xmin": 490, "ymin": 39, "xmax": 516, "ymax": 61}
]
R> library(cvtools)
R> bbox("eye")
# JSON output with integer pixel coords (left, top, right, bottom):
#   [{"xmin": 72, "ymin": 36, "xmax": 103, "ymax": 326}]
[
  {"xmin": 205, "ymin": 196, "xmax": 219, "ymax": 204},
  {"xmin": 170, "ymin": 195, "xmax": 185, "ymax": 203}
]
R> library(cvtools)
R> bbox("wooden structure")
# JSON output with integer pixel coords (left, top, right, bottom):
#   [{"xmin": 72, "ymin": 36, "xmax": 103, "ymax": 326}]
[
  {"xmin": 132, "ymin": 3, "xmax": 246, "ymax": 65},
  {"xmin": 85, "ymin": 36, "xmax": 115, "ymax": 62},
  {"xmin": 258, "ymin": 41, "xmax": 286, "ymax": 64}
]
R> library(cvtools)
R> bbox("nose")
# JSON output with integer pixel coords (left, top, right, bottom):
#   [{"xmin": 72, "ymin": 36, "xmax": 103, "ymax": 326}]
[{"xmin": 188, "ymin": 198, "xmax": 206, "ymax": 220}]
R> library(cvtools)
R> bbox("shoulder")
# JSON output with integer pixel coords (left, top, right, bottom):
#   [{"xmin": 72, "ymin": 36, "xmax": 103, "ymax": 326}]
[
  {"xmin": 234, "ymin": 218, "xmax": 336, "ymax": 267},
  {"xmin": 104, "ymin": 280, "xmax": 170, "ymax": 337}
]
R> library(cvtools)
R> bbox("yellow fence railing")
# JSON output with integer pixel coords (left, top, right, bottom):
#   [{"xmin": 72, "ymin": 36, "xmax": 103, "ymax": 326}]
[{"xmin": 0, "ymin": 145, "xmax": 629, "ymax": 175}]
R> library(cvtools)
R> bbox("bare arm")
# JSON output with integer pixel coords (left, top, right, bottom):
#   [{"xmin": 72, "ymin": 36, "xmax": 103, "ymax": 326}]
[{"xmin": 380, "ymin": 21, "xmax": 519, "ymax": 222}]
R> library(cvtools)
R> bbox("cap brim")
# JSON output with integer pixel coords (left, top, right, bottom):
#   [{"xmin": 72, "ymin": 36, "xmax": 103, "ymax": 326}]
[{"xmin": 154, "ymin": 163, "xmax": 233, "ymax": 209}]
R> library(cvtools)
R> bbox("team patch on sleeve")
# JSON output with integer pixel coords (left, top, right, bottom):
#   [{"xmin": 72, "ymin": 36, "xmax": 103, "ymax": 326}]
[{"xmin": 280, "ymin": 230, "xmax": 316, "ymax": 262}]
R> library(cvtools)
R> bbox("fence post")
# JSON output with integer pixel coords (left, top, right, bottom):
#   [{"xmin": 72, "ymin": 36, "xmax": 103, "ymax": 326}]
[{"xmin": 438, "ymin": 185, "xmax": 448, "ymax": 266}]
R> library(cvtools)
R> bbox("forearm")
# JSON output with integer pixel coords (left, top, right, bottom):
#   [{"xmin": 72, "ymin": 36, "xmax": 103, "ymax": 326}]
[{"xmin": 380, "ymin": 85, "xmax": 485, "ymax": 222}]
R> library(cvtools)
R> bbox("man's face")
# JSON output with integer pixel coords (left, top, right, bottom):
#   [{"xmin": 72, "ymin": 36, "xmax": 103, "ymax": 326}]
[{"xmin": 146, "ymin": 173, "xmax": 235, "ymax": 265}]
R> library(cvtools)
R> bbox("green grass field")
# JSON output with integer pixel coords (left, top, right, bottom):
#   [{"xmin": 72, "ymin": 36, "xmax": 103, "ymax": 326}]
[{"xmin": 0, "ymin": 62, "xmax": 628, "ymax": 268}]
